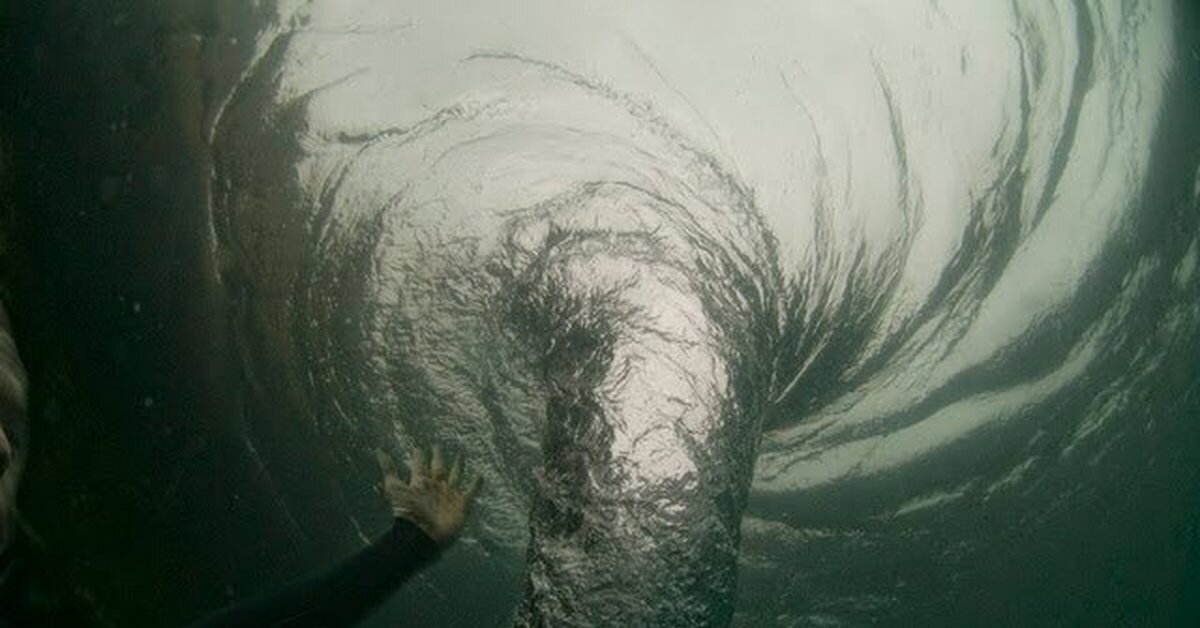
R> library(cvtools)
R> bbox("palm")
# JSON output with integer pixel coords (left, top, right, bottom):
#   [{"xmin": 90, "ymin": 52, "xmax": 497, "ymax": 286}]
[{"xmin": 377, "ymin": 446, "xmax": 482, "ymax": 544}]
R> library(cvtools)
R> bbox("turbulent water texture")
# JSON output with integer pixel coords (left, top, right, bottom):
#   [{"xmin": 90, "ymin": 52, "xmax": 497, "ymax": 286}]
[{"xmin": 210, "ymin": 1, "xmax": 1198, "ymax": 626}]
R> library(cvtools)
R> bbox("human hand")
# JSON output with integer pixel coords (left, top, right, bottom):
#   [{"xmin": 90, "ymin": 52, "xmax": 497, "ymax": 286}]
[{"xmin": 375, "ymin": 445, "xmax": 483, "ymax": 545}]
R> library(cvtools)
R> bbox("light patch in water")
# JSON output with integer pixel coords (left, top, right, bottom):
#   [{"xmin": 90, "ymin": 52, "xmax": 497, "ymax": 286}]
[
  {"xmin": 893, "ymin": 485, "xmax": 969, "ymax": 517},
  {"xmin": 1194, "ymin": 158, "xmax": 1200, "ymax": 204},
  {"xmin": 986, "ymin": 455, "xmax": 1039, "ymax": 496},
  {"xmin": 1175, "ymin": 239, "xmax": 1198, "ymax": 288}
]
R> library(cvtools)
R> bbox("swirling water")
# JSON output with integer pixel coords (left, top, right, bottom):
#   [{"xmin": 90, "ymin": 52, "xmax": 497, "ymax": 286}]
[{"xmin": 209, "ymin": 1, "xmax": 1199, "ymax": 626}]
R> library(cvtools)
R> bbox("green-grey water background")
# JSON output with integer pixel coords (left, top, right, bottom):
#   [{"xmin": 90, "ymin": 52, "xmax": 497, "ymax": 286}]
[{"xmin": 2, "ymin": 1, "xmax": 1199, "ymax": 626}]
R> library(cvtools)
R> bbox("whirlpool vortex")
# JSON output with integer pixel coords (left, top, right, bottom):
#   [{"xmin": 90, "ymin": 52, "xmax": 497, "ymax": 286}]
[{"xmin": 209, "ymin": 2, "xmax": 1199, "ymax": 625}]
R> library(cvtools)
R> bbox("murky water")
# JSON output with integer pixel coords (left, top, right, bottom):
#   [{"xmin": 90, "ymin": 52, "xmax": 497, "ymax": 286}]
[
  {"xmin": 4, "ymin": 1, "xmax": 1200, "ymax": 626},
  {"xmin": 206, "ymin": 1, "xmax": 1200, "ymax": 625}
]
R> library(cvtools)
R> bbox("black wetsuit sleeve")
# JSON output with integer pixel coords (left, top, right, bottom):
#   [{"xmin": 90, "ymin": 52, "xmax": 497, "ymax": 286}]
[{"xmin": 186, "ymin": 518, "xmax": 441, "ymax": 628}]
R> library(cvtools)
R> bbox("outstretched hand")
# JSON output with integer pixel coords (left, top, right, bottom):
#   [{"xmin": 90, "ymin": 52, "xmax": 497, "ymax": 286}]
[{"xmin": 375, "ymin": 446, "xmax": 483, "ymax": 545}]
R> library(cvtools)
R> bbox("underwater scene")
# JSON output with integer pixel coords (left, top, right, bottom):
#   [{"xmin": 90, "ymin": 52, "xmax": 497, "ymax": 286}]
[{"xmin": 1, "ymin": 1, "xmax": 1198, "ymax": 626}]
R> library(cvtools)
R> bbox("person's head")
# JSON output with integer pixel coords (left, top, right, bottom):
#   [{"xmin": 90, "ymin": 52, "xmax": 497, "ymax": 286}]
[
  {"xmin": 0, "ymin": 302, "xmax": 28, "ymax": 551},
  {"xmin": 0, "ymin": 417, "xmax": 17, "ymax": 550}
]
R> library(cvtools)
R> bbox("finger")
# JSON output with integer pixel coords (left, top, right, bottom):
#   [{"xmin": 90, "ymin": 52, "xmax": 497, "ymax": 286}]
[
  {"xmin": 407, "ymin": 446, "xmax": 425, "ymax": 483},
  {"xmin": 430, "ymin": 445, "xmax": 446, "ymax": 480},
  {"xmin": 466, "ymin": 474, "xmax": 484, "ymax": 502},
  {"xmin": 447, "ymin": 454, "xmax": 463, "ymax": 487},
  {"xmin": 374, "ymin": 448, "xmax": 400, "ymax": 481}
]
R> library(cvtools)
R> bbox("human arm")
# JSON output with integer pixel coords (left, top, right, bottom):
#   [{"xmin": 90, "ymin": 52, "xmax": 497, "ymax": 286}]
[{"xmin": 186, "ymin": 446, "xmax": 482, "ymax": 628}]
